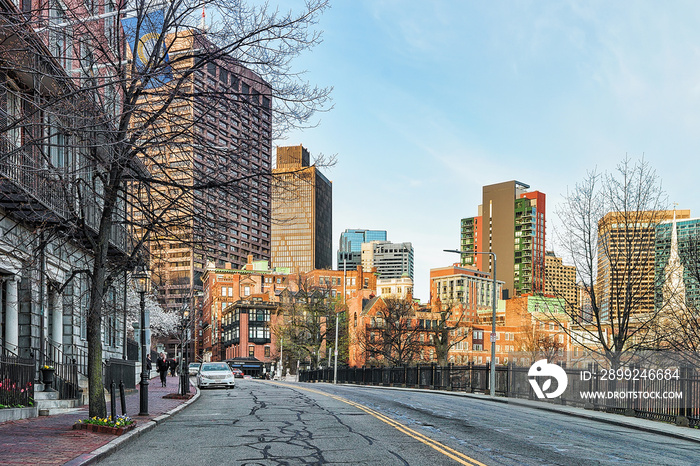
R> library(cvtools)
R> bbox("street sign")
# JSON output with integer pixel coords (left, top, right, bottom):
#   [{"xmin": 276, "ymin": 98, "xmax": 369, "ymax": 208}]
[{"xmin": 490, "ymin": 333, "xmax": 497, "ymax": 343}]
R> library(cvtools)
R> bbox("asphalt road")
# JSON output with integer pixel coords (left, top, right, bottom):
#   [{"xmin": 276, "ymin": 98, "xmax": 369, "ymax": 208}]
[{"xmin": 95, "ymin": 379, "xmax": 700, "ymax": 465}]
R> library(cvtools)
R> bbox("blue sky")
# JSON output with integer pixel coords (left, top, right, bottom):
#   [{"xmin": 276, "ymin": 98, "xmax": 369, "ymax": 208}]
[{"xmin": 280, "ymin": 1, "xmax": 700, "ymax": 301}]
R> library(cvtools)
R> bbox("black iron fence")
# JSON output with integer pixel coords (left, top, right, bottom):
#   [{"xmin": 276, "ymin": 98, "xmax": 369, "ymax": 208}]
[
  {"xmin": 0, "ymin": 353, "xmax": 35, "ymax": 407},
  {"xmin": 126, "ymin": 339, "xmax": 139, "ymax": 361},
  {"xmin": 104, "ymin": 358, "xmax": 136, "ymax": 389},
  {"xmin": 301, "ymin": 363, "xmax": 700, "ymax": 428}
]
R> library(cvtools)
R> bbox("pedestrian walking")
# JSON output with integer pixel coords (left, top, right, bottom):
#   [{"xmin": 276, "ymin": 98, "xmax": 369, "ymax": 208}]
[
  {"xmin": 146, "ymin": 354, "xmax": 152, "ymax": 375},
  {"xmin": 157, "ymin": 353, "xmax": 168, "ymax": 387},
  {"xmin": 169, "ymin": 357, "xmax": 177, "ymax": 377}
]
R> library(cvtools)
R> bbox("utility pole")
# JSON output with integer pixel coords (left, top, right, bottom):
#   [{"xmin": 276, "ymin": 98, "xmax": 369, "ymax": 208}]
[{"xmin": 335, "ymin": 257, "xmax": 346, "ymax": 384}]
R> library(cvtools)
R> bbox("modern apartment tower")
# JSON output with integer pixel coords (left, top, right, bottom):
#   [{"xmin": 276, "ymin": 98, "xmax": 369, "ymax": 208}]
[
  {"xmin": 338, "ymin": 229, "xmax": 387, "ymax": 271},
  {"xmin": 271, "ymin": 145, "xmax": 332, "ymax": 272},
  {"xmin": 544, "ymin": 251, "xmax": 578, "ymax": 310},
  {"xmin": 361, "ymin": 241, "xmax": 414, "ymax": 281},
  {"xmin": 460, "ymin": 181, "xmax": 546, "ymax": 298},
  {"xmin": 146, "ymin": 32, "xmax": 273, "ymax": 312}
]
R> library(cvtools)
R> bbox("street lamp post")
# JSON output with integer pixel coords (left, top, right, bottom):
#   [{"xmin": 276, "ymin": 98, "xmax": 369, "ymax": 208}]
[
  {"xmin": 133, "ymin": 263, "xmax": 151, "ymax": 415},
  {"xmin": 180, "ymin": 308, "xmax": 190, "ymax": 396},
  {"xmin": 444, "ymin": 249, "xmax": 498, "ymax": 397}
]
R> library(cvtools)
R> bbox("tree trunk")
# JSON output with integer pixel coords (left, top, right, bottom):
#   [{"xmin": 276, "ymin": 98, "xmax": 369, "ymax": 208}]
[
  {"xmin": 87, "ymin": 179, "xmax": 119, "ymax": 419},
  {"xmin": 87, "ymin": 299, "xmax": 106, "ymax": 418}
]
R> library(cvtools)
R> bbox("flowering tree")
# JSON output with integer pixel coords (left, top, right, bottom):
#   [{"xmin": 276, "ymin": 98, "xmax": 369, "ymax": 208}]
[{"xmin": 124, "ymin": 286, "xmax": 178, "ymax": 340}]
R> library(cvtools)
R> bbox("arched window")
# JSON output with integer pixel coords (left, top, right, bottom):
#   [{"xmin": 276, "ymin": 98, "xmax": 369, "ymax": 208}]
[{"xmin": 353, "ymin": 313, "xmax": 357, "ymax": 328}]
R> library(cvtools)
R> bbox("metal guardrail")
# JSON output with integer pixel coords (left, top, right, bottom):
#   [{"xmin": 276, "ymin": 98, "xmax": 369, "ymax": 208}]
[
  {"xmin": 0, "ymin": 354, "xmax": 35, "ymax": 407},
  {"xmin": 301, "ymin": 363, "xmax": 700, "ymax": 427}
]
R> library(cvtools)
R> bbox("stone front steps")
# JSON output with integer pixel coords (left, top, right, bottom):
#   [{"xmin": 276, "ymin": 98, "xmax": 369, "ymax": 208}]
[{"xmin": 34, "ymin": 385, "xmax": 84, "ymax": 415}]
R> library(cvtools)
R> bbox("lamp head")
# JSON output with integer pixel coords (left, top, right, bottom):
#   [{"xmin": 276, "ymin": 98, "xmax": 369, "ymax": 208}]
[{"xmin": 132, "ymin": 264, "xmax": 151, "ymax": 293}]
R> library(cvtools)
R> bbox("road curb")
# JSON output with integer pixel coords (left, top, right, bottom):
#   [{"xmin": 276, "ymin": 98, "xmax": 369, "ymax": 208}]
[
  {"xmin": 302, "ymin": 382, "xmax": 700, "ymax": 445},
  {"xmin": 72, "ymin": 385, "xmax": 201, "ymax": 465}
]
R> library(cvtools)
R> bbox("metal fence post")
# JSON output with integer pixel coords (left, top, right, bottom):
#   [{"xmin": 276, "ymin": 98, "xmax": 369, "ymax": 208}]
[
  {"xmin": 119, "ymin": 381, "xmax": 127, "ymax": 415},
  {"xmin": 110, "ymin": 382, "xmax": 116, "ymax": 421}
]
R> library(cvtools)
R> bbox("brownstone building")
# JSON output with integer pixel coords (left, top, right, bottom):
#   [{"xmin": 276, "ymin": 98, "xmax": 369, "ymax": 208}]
[{"xmin": 200, "ymin": 257, "xmax": 289, "ymax": 362}]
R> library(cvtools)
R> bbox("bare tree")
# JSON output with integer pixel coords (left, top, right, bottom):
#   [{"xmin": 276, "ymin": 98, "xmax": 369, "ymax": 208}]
[
  {"xmin": 275, "ymin": 274, "xmax": 343, "ymax": 371},
  {"xmin": 515, "ymin": 316, "xmax": 566, "ymax": 364},
  {"xmin": 356, "ymin": 297, "xmax": 423, "ymax": 366},
  {"xmin": 422, "ymin": 300, "xmax": 470, "ymax": 366},
  {"xmin": 554, "ymin": 156, "xmax": 668, "ymax": 368},
  {"xmin": 0, "ymin": 0, "xmax": 330, "ymax": 417}
]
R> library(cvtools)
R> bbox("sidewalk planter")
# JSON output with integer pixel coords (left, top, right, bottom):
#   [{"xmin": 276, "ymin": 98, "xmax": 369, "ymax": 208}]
[
  {"xmin": 40, "ymin": 368, "xmax": 55, "ymax": 387},
  {"xmin": 72, "ymin": 422, "xmax": 136, "ymax": 435}
]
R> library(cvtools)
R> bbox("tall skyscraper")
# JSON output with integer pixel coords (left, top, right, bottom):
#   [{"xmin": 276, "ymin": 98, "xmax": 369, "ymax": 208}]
[
  {"xmin": 271, "ymin": 145, "xmax": 332, "ymax": 272},
  {"xmin": 338, "ymin": 229, "xmax": 387, "ymax": 271},
  {"xmin": 361, "ymin": 241, "xmax": 414, "ymax": 281},
  {"xmin": 597, "ymin": 209, "xmax": 688, "ymax": 320},
  {"xmin": 146, "ymin": 32, "xmax": 273, "ymax": 312},
  {"xmin": 460, "ymin": 181, "xmax": 546, "ymax": 297}
]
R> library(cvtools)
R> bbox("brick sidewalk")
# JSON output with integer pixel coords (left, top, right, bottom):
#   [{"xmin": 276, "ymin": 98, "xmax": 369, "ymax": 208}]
[{"xmin": 0, "ymin": 375, "xmax": 194, "ymax": 465}]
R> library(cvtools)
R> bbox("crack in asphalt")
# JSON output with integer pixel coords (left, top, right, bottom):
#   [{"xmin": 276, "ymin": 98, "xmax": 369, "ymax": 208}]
[{"xmin": 233, "ymin": 386, "xmax": 414, "ymax": 465}]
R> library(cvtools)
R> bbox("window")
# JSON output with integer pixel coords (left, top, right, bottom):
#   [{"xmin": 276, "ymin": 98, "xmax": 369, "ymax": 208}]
[
  {"xmin": 104, "ymin": 0, "xmax": 117, "ymax": 49},
  {"xmin": 264, "ymin": 346, "xmax": 270, "ymax": 357},
  {"xmin": 249, "ymin": 326, "xmax": 269, "ymax": 340},
  {"xmin": 5, "ymin": 81, "xmax": 21, "ymax": 146},
  {"xmin": 244, "ymin": 286, "xmax": 250, "ymax": 296},
  {"xmin": 50, "ymin": 1, "xmax": 72, "ymax": 70},
  {"xmin": 249, "ymin": 346, "xmax": 255, "ymax": 357}
]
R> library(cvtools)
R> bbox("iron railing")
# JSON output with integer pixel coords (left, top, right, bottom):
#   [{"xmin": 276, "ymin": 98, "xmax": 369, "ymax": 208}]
[
  {"xmin": 301, "ymin": 363, "xmax": 700, "ymax": 427},
  {"xmin": 42, "ymin": 340, "xmax": 80, "ymax": 399},
  {"xmin": 0, "ymin": 135, "xmax": 130, "ymax": 253},
  {"xmin": 0, "ymin": 135, "xmax": 69, "ymax": 219},
  {"xmin": 0, "ymin": 353, "xmax": 35, "ymax": 407}
]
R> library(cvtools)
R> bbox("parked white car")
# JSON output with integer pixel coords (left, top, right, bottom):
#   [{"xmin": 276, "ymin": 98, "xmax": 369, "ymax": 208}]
[
  {"xmin": 188, "ymin": 363, "xmax": 201, "ymax": 376},
  {"xmin": 196, "ymin": 362, "xmax": 236, "ymax": 389}
]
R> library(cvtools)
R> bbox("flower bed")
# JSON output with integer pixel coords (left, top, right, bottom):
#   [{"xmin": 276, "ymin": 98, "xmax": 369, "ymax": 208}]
[
  {"xmin": 73, "ymin": 422, "xmax": 136, "ymax": 435},
  {"xmin": 162, "ymin": 393, "xmax": 194, "ymax": 400},
  {"xmin": 73, "ymin": 415, "xmax": 135, "ymax": 435}
]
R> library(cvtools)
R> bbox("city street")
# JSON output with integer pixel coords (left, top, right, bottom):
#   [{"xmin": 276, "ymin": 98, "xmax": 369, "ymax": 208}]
[{"xmin": 95, "ymin": 379, "xmax": 700, "ymax": 465}]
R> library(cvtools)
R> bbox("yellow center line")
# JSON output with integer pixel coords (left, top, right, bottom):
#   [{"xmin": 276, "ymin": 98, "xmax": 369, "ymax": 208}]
[{"xmin": 270, "ymin": 382, "xmax": 489, "ymax": 466}]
